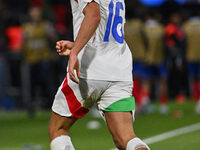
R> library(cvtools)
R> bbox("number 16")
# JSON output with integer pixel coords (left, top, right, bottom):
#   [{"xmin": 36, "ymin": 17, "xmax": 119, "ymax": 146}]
[{"xmin": 104, "ymin": 0, "xmax": 124, "ymax": 44}]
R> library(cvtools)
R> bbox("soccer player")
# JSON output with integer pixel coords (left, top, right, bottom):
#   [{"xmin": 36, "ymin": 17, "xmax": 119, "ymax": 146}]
[
  {"xmin": 125, "ymin": 15, "xmax": 147, "ymax": 113},
  {"xmin": 142, "ymin": 12, "xmax": 168, "ymax": 114},
  {"xmin": 48, "ymin": 0, "xmax": 150, "ymax": 150},
  {"xmin": 165, "ymin": 13, "xmax": 188, "ymax": 102},
  {"xmin": 22, "ymin": 6, "xmax": 56, "ymax": 115},
  {"xmin": 183, "ymin": 11, "xmax": 200, "ymax": 114}
]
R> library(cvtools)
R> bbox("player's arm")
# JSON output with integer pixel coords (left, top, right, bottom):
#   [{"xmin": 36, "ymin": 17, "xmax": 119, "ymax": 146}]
[
  {"xmin": 56, "ymin": 1, "xmax": 100, "ymax": 56},
  {"xmin": 68, "ymin": 1, "xmax": 101, "ymax": 83},
  {"xmin": 56, "ymin": 40, "xmax": 74, "ymax": 56},
  {"xmin": 70, "ymin": 1, "xmax": 100, "ymax": 55}
]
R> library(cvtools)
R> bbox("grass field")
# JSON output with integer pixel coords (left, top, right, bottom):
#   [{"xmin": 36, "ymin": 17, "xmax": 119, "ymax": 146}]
[{"xmin": 0, "ymin": 100, "xmax": 200, "ymax": 150}]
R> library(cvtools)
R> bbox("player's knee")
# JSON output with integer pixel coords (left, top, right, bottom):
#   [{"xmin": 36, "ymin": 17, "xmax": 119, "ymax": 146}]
[{"xmin": 126, "ymin": 137, "xmax": 150, "ymax": 150}]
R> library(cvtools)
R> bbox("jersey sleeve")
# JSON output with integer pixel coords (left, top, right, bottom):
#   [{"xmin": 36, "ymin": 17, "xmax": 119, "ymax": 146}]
[{"xmin": 78, "ymin": 0, "xmax": 100, "ymax": 13}]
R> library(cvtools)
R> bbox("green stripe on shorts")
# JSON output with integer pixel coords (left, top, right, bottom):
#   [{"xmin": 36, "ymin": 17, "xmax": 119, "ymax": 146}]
[{"xmin": 104, "ymin": 97, "xmax": 135, "ymax": 112}]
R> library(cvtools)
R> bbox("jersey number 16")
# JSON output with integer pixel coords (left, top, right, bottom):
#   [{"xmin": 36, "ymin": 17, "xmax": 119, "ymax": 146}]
[{"xmin": 104, "ymin": 0, "xmax": 124, "ymax": 44}]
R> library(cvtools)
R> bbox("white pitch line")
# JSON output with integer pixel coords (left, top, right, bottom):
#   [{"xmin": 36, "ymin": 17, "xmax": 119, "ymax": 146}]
[
  {"xmin": 110, "ymin": 122, "xmax": 200, "ymax": 150},
  {"xmin": 143, "ymin": 122, "xmax": 200, "ymax": 144}
]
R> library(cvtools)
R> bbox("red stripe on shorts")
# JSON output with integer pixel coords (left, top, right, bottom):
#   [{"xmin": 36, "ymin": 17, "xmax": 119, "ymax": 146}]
[
  {"xmin": 61, "ymin": 74, "xmax": 89, "ymax": 118},
  {"xmin": 75, "ymin": 0, "xmax": 78, "ymax": 3}
]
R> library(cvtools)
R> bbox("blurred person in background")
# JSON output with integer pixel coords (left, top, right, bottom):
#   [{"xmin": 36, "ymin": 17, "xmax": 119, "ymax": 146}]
[
  {"xmin": 0, "ymin": 35, "xmax": 12, "ymax": 110},
  {"xmin": 125, "ymin": 14, "xmax": 147, "ymax": 113},
  {"xmin": 22, "ymin": 6, "xmax": 57, "ymax": 116},
  {"xmin": 141, "ymin": 12, "xmax": 168, "ymax": 114},
  {"xmin": 4, "ymin": 14, "xmax": 24, "ymax": 109},
  {"xmin": 183, "ymin": 10, "xmax": 200, "ymax": 114},
  {"xmin": 1, "ymin": 0, "xmax": 20, "ymax": 109},
  {"xmin": 0, "ymin": 0, "xmax": 6, "ymax": 102},
  {"xmin": 0, "ymin": 1, "xmax": 10, "ymax": 108},
  {"xmin": 165, "ymin": 12, "xmax": 189, "ymax": 102},
  {"xmin": 0, "ymin": 34, "xmax": 7, "ymax": 107},
  {"xmin": 5, "ymin": 15, "xmax": 24, "ymax": 87}
]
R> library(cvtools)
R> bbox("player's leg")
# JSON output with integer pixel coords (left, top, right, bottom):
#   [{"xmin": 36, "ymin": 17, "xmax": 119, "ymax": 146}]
[
  {"xmin": 139, "ymin": 66, "xmax": 152, "ymax": 113},
  {"xmin": 49, "ymin": 112, "xmax": 77, "ymax": 140},
  {"xmin": 104, "ymin": 111, "xmax": 134, "ymax": 149},
  {"xmin": 48, "ymin": 74, "xmax": 89, "ymax": 150},
  {"xmin": 99, "ymin": 81, "xmax": 150, "ymax": 150},
  {"xmin": 105, "ymin": 111, "xmax": 150, "ymax": 150},
  {"xmin": 49, "ymin": 112, "xmax": 77, "ymax": 150},
  {"xmin": 158, "ymin": 63, "xmax": 168, "ymax": 114},
  {"xmin": 195, "ymin": 63, "xmax": 200, "ymax": 114}
]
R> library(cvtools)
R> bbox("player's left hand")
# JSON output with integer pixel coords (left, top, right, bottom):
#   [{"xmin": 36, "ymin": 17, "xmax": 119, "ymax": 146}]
[{"xmin": 68, "ymin": 51, "xmax": 80, "ymax": 84}]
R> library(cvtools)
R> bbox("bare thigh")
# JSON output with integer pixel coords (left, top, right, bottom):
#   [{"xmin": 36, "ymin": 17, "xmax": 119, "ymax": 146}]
[
  {"xmin": 48, "ymin": 111, "xmax": 78, "ymax": 141},
  {"xmin": 105, "ymin": 111, "xmax": 136, "ymax": 150}
]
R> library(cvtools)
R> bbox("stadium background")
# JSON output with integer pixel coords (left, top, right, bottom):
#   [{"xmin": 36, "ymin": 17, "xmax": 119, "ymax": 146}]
[{"xmin": 0, "ymin": 0, "xmax": 200, "ymax": 150}]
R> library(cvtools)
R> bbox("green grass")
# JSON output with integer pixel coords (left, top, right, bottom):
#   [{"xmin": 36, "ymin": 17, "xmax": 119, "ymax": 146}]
[{"xmin": 0, "ymin": 100, "xmax": 200, "ymax": 150}]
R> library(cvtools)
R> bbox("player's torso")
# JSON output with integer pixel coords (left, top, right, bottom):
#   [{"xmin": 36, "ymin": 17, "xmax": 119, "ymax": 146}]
[
  {"xmin": 183, "ymin": 21, "xmax": 200, "ymax": 61},
  {"xmin": 70, "ymin": 0, "xmax": 132, "ymax": 81},
  {"xmin": 125, "ymin": 19, "xmax": 146, "ymax": 61},
  {"xmin": 22, "ymin": 22, "xmax": 52, "ymax": 63},
  {"xmin": 144, "ymin": 20, "xmax": 164, "ymax": 64},
  {"xmin": 70, "ymin": 0, "xmax": 126, "ymax": 43}
]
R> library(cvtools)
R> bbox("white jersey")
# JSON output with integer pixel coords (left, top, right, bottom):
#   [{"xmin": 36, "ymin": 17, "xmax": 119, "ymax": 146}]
[{"xmin": 70, "ymin": 0, "xmax": 132, "ymax": 81}]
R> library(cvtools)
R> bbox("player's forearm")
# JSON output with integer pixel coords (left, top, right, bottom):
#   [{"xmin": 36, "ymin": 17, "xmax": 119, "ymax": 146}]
[{"xmin": 71, "ymin": 2, "xmax": 100, "ymax": 55}]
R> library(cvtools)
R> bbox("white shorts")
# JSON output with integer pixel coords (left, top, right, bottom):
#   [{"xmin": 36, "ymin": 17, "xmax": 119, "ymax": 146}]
[{"xmin": 52, "ymin": 73, "xmax": 135, "ymax": 118}]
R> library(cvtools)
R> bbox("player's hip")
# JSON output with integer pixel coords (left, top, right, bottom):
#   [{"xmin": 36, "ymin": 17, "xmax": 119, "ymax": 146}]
[{"xmin": 52, "ymin": 74, "xmax": 134, "ymax": 118}]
